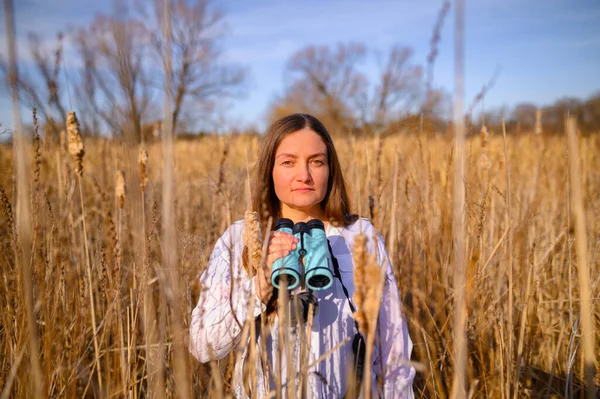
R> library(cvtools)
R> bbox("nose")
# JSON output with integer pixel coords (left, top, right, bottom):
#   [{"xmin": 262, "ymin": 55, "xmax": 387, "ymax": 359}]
[{"xmin": 296, "ymin": 162, "xmax": 312, "ymax": 183}]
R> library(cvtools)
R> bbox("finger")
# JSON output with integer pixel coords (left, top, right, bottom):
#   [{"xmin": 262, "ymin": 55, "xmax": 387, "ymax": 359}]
[
  {"xmin": 269, "ymin": 235, "xmax": 298, "ymax": 248},
  {"xmin": 267, "ymin": 243, "xmax": 285, "ymax": 255},
  {"xmin": 268, "ymin": 245, "xmax": 295, "ymax": 256},
  {"xmin": 271, "ymin": 231, "xmax": 299, "ymax": 243},
  {"xmin": 266, "ymin": 250, "xmax": 291, "ymax": 267},
  {"xmin": 267, "ymin": 249, "xmax": 290, "ymax": 261},
  {"xmin": 268, "ymin": 239, "xmax": 296, "ymax": 253},
  {"xmin": 270, "ymin": 234, "xmax": 297, "ymax": 245}
]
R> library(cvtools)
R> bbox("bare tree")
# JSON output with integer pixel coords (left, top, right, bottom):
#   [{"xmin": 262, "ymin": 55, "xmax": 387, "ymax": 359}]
[
  {"xmin": 275, "ymin": 43, "xmax": 367, "ymax": 132},
  {"xmin": 0, "ymin": 122, "xmax": 10, "ymax": 138},
  {"xmin": 28, "ymin": 33, "xmax": 68, "ymax": 123},
  {"xmin": 143, "ymin": 0, "xmax": 246, "ymax": 135},
  {"xmin": 512, "ymin": 103, "xmax": 537, "ymax": 132},
  {"xmin": 582, "ymin": 91, "xmax": 600, "ymax": 132},
  {"xmin": 70, "ymin": 0, "xmax": 244, "ymax": 139},
  {"xmin": 269, "ymin": 42, "xmax": 424, "ymax": 134},
  {"xmin": 372, "ymin": 45, "xmax": 422, "ymax": 127},
  {"xmin": 0, "ymin": 32, "xmax": 66, "ymax": 140},
  {"xmin": 73, "ymin": 15, "xmax": 153, "ymax": 142}
]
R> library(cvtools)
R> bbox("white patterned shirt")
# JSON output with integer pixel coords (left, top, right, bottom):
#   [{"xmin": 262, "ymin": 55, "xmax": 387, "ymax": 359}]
[{"xmin": 189, "ymin": 218, "xmax": 415, "ymax": 398}]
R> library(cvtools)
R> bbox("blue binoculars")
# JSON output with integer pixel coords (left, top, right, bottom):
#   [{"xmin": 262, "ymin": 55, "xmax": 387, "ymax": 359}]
[{"xmin": 271, "ymin": 218, "xmax": 334, "ymax": 291}]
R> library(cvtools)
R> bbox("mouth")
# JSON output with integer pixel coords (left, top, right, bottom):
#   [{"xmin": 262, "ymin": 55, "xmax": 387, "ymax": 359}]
[{"xmin": 293, "ymin": 188, "xmax": 314, "ymax": 193}]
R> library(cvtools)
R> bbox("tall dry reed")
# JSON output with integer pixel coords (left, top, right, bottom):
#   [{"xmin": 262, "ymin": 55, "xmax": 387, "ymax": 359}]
[{"xmin": 0, "ymin": 127, "xmax": 598, "ymax": 398}]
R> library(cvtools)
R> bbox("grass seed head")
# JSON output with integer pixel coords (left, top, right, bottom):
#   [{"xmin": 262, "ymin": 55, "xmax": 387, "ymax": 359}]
[
  {"xmin": 352, "ymin": 233, "xmax": 381, "ymax": 336},
  {"xmin": 138, "ymin": 148, "xmax": 149, "ymax": 191},
  {"xmin": 0, "ymin": 185, "xmax": 14, "ymax": 242},
  {"xmin": 66, "ymin": 111, "xmax": 84, "ymax": 176},
  {"xmin": 115, "ymin": 170, "xmax": 126, "ymax": 209},
  {"xmin": 243, "ymin": 210, "xmax": 262, "ymax": 276},
  {"xmin": 480, "ymin": 124, "xmax": 489, "ymax": 148}
]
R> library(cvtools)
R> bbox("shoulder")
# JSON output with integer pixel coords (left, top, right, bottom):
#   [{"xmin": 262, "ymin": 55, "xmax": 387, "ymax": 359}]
[
  {"xmin": 338, "ymin": 218, "xmax": 387, "ymax": 255},
  {"xmin": 216, "ymin": 220, "xmax": 245, "ymax": 248},
  {"xmin": 328, "ymin": 217, "xmax": 378, "ymax": 251},
  {"xmin": 226, "ymin": 219, "xmax": 245, "ymax": 234},
  {"xmin": 343, "ymin": 217, "xmax": 377, "ymax": 236}
]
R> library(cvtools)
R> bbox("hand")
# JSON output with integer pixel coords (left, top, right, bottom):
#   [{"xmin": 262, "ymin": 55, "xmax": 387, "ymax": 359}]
[{"xmin": 254, "ymin": 231, "xmax": 298, "ymax": 305}]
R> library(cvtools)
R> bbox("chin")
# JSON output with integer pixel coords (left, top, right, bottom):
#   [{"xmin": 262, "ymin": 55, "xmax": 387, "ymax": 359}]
[
  {"xmin": 292, "ymin": 202, "xmax": 320, "ymax": 210},
  {"xmin": 285, "ymin": 198, "xmax": 322, "ymax": 212}
]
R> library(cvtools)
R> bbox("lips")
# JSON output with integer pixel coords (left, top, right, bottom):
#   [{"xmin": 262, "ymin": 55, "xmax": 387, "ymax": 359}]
[{"xmin": 293, "ymin": 188, "xmax": 314, "ymax": 193}]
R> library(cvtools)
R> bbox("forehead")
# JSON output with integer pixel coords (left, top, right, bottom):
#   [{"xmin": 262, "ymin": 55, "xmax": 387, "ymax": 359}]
[{"xmin": 276, "ymin": 128, "xmax": 327, "ymax": 154}]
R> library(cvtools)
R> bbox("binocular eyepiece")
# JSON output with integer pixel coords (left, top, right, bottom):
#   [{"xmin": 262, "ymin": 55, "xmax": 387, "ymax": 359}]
[{"xmin": 271, "ymin": 218, "xmax": 334, "ymax": 291}]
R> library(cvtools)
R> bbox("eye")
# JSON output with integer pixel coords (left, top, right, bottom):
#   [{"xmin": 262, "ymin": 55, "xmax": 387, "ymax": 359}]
[
  {"xmin": 281, "ymin": 160, "xmax": 294, "ymax": 166},
  {"xmin": 311, "ymin": 159, "xmax": 325, "ymax": 166}
]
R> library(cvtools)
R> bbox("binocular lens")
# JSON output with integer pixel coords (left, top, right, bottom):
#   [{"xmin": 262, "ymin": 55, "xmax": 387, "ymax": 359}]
[
  {"xmin": 307, "ymin": 274, "xmax": 331, "ymax": 289},
  {"xmin": 306, "ymin": 219, "xmax": 324, "ymax": 230},
  {"xmin": 275, "ymin": 218, "xmax": 294, "ymax": 230},
  {"xmin": 273, "ymin": 273, "xmax": 298, "ymax": 288}
]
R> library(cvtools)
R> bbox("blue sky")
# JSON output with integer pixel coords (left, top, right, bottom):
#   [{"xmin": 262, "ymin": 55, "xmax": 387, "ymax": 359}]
[{"xmin": 1, "ymin": 0, "xmax": 599, "ymax": 133}]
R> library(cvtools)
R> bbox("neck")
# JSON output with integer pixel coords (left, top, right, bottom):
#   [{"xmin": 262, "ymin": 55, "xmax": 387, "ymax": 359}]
[{"xmin": 280, "ymin": 205, "xmax": 326, "ymax": 224}]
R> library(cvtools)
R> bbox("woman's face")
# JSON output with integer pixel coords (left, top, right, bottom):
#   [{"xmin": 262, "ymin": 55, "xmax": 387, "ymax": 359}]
[{"xmin": 272, "ymin": 128, "xmax": 329, "ymax": 220}]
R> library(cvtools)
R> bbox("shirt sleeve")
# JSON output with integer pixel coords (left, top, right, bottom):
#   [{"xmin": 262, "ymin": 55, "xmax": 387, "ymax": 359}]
[
  {"xmin": 189, "ymin": 225, "xmax": 267, "ymax": 363},
  {"xmin": 372, "ymin": 233, "xmax": 416, "ymax": 398}
]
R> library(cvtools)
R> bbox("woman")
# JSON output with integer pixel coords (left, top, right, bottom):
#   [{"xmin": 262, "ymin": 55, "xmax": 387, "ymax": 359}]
[{"xmin": 189, "ymin": 114, "xmax": 415, "ymax": 398}]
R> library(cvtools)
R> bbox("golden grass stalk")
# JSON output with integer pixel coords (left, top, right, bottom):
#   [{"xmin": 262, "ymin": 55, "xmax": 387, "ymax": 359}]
[
  {"xmin": 160, "ymin": 1, "xmax": 190, "ymax": 396},
  {"xmin": 243, "ymin": 209, "xmax": 262, "ymax": 396},
  {"xmin": 502, "ymin": 119, "xmax": 514, "ymax": 399},
  {"xmin": 115, "ymin": 170, "xmax": 126, "ymax": 209},
  {"xmin": 353, "ymin": 233, "xmax": 386, "ymax": 398},
  {"xmin": 138, "ymin": 148, "xmax": 148, "ymax": 191},
  {"xmin": 138, "ymin": 146, "xmax": 157, "ymax": 398},
  {"xmin": 67, "ymin": 110, "xmax": 104, "ymax": 395},
  {"xmin": 450, "ymin": 1, "xmax": 467, "ymax": 397},
  {"xmin": 566, "ymin": 117, "xmax": 596, "ymax": 399},
  {"xmin": 4, "ymin": 1, "xmax": 42, "ymax": 396},
  {"xmin": 388, "ymin": 149, "xmax": 399, "ymax": 261},
  {"xmin": 244, "ymin": 210, "xmax": 262, "ymax": 277},
  {"xmin": 276, "ymin": 273, "xmax": 290, "ymax": 398},
  {"xmin": 300, "ymin": 296, "xmax": 315, "ymax": 399},
  {"xmin": 114, "ymin": 168, "xmax": 127, "ymax": 392}
]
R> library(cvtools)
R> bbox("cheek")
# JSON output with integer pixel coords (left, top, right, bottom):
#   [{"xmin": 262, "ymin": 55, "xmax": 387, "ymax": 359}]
[
  {"xmin": 316, "ymin": 167, "xmax": 330, "ymax": 192},
  {"xmin": 272, "ymin": 168, "xmax": 289, "ymax": 194}
]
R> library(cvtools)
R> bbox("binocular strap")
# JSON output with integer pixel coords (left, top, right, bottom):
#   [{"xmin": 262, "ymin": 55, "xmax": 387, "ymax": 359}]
[{"xmin": 327, "ymin": 241, "xmax": 366, "ymax": 399}]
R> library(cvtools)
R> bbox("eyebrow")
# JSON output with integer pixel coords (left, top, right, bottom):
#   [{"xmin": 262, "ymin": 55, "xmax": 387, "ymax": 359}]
[{"xmin": 276, "ymin": 152, "xmax": 327, "ymax": 159}]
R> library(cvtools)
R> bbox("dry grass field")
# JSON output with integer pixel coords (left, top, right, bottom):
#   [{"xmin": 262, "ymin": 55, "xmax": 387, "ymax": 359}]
[{"xmin": 0, "ymin": 127, "xmax": 598, "ymax": 398}]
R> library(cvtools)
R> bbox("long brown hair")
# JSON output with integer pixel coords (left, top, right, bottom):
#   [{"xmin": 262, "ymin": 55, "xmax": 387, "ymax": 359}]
[{"xmin": 251, "ymin": 113, "xmax": 353, "ymax": 228}]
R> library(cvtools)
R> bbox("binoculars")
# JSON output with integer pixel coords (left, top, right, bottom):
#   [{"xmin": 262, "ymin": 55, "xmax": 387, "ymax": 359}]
[{"xmin": 271, "ymin": 218, "xmax": 334, "ymax": 291}]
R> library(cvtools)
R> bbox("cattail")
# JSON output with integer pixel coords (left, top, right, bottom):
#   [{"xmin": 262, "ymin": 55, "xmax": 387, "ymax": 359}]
[
  {"xmin": 480, "ymin": 124, "xmax": 488, "ymax": 148},
  {"xmin": 0, "ymin": 185, "xmax": 14, "ymax": 242},
  {"xmin": 243, "ymin": 210, "xmax": 262, "ymax": 277},
  {"xmin": 352, "ymin": 233, "xmax": 382, "ymax": 337},
  {"xmin": 78, "ymin": 269, "xmax": 87, "ymax": 314},
  {"xmin": 478, "ymin": 154, "xmax": 490, "ymax": 170},
  {"xmin": 66, "ymin": 111, "xmax": 84, "ymax": 176},
  {"xmin": 33, "ymin": 108, "xmax": 41, "ymax": 190},
  {"xmin": 352, "ymin": 233, "xmax": 386, "ymax": 398},
  {"xmin": 216, "ymin": 145, "xmax": 229, "ymax": 196},
  {"xmin": 99, "ymin": 245, "xmax": 108, "ymax": 301},
  {"xmin": 138, "ymin": 147, "xmax": 148, "ymax": 191},
  {"xmin": 115, "ymin": 170, "xmax": 126, "ymax": 209}
]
